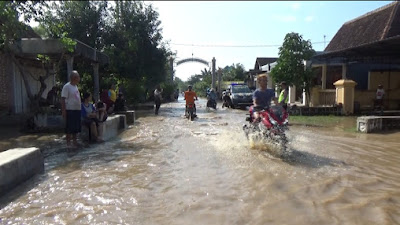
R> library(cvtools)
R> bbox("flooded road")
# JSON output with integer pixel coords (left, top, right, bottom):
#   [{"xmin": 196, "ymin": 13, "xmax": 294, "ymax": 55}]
[{"xmin": 1, "ymin": 97, "xmax": 400, "ymax": 224}]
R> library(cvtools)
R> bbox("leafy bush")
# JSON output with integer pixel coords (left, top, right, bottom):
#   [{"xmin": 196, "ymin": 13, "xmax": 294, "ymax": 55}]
[
  {"xmin": 160, "ymin": 82, "xmax": 177, "ymax": 101},
  {"xmin": 193, "ymin": 81, "xmax": 209, "ymax": 97}
]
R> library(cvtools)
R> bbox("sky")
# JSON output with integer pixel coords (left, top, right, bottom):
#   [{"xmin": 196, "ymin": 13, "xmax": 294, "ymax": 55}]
[{"xmin": 146, "ymin": 1, "xmax": 394, "ymax": 81}]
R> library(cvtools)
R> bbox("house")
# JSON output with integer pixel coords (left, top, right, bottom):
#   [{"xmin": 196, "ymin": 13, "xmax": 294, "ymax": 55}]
[
  {"xmin": 0, "ymin": 28, "xmax": 109, "ymax": 115},
  {"xmin": 246, "ymin": 57, "xmax": 278, "ymax": 90},
  {"xmin": 312, "ymin": 1, "xmax": 400, "ymax": 111}
]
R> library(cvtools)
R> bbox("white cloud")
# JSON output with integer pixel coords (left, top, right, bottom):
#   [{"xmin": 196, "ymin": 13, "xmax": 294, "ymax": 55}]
[
  {"xmin": 304, "ymin": 16, "xmax": 314, "ymax": 22},
  {"xmin": 291, "ymin": 2, "xmax": 301, "ymax": 11}
]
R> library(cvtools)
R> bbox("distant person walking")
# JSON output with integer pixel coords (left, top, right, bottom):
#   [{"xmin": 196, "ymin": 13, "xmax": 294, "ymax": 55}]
[
  {"xmin": 375, "ymin": 84, "xmax": 385, "ymax": 111},
  {"xmin": 61, "ymin": 70, "xmax": 82, "ymax": 149},
  {"xmin": 278, "ymin": 81, "xmax": 289, "ymax": 111},
  {"xmin": 154, "ymin": 85, "xmax": 163, "ymax": 115}
]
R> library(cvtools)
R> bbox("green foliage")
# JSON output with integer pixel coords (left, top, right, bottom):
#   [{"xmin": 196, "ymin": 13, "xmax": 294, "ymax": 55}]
[
  {"xmin": 160, "ymin": 82, "xmax": 176, "ymax": 101},
  {"xmin": 221, "ymin": 63, "xmax": 246, "ymax": 81},
  {"xmin": 78, "ymin": 72, "xmax": 93, "ymax": 96},
  {"xmin": 125, "ymin": 79, "xmax": 146, "ymax": 104},
  {"xmin": 60, "ymin": 33, "xmax": 77, "ymax": 53},
  {"xmin": 185, "ymin": 68, "xmax": 213, "ymax": 97},
  {"xmin": 103, "ymin": 1, "xmax": 169, "ymax": 87},
  {"xmin": 39, "ymin": 1, "xmax": 108, "ymax": 49},
  {"xmin": 0, "ymin": 1, "xmax": 47, "ymax": 51},
  {"xmin": 193, "ymin": 81, "xmax": 209, "ymax": 97},
  {"xmin": 174, "ymin": 77, "xmax": 186, "ymax": 92},
  {"xmin": 270, "ymin": 32, "xmax": 316, "ymax": 91}
]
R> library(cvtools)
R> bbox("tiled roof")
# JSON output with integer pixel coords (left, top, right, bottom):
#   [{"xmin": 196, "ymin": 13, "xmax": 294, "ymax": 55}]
[{"xmin": 325, "ymin": 1, "xmax": 400, "ymax": 52}]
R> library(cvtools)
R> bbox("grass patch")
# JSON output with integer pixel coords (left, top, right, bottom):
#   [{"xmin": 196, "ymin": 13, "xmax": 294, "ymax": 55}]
[
  {"xmin": 290, "ymin": 115, "xmax": 358, "ymax": 132},
  {"xmin": 290, "ymin": 115, "xmax": 344, "ymax": 126}
]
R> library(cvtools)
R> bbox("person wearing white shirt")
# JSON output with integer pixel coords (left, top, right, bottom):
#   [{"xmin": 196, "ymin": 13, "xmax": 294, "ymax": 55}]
[{"xmin": 61, "ymin": 71, "xmax": 82, "ymax": 148}]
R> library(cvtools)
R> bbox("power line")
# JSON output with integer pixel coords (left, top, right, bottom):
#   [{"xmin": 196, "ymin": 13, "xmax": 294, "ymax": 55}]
[{"xmin": 169, "ymin": 41, "xmax": 327, "ymax": 48}]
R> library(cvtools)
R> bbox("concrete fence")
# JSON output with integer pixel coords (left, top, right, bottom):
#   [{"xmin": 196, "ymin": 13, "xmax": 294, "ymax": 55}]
[{"xmin": 357, "ymin": 116, "xmax": 400, "ymax": 133}]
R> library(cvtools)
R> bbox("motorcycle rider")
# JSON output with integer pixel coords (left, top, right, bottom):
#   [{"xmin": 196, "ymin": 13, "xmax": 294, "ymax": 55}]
[
  {"xmin": 207, "ymin": 88, "xmax": 217, "ymax": 108},
  {"xmin": 222, "ymin": 89, "xmax": 231, "ymax": 108},
  {"xmin": 184, "ymin": 85, "xmax": 198, "ymax": 116},
  {"xmin": 252, "ymin": 74, "xmax": 278, "ymax": 121}
]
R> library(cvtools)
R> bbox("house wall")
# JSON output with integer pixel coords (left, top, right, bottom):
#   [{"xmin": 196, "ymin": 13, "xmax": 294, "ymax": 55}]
[
  {"xmin": 0, "ymin": 55, "xmax": 8, "ymax": 111},
  {"xmin": 13, "ymin": 65, "xmax": 55, "ymax": 114},
  {"xmin": 369, "ymin": 71, "xmax": 400, "ymax": 90},
  {"xmin": 4, "ymin": 60, "xmax": 55, "ymax": 114},
  {"xmin": 347, "ymin": 63, "xmax": 400, "ymax": 90}
]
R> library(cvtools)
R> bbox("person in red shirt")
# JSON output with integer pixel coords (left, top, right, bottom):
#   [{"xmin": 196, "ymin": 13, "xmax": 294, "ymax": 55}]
[{"xmin": 184, "ymin": 85, "xmax": 198, "ymax": 116}]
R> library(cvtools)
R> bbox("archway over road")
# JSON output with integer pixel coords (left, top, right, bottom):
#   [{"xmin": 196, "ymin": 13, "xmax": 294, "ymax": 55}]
[{"xmin": 169, "ymin": 57, "xmax": 218, "ymax": 90}]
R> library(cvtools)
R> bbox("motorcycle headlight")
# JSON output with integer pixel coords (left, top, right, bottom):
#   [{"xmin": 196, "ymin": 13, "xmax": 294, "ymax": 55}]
[
  {"xmin": 283, "ymin": 118, "xmax": 289, "ymax": 125},
  {"xmin": 269, "ymin": 117, "xmax": 278, "ymax": 125}
]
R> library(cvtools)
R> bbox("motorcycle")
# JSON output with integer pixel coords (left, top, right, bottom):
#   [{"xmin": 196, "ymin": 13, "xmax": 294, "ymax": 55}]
[
  {"xmin": 185, "ymin": 103, "xmax": 196, "ymax": 121},
  {"xmin": 206, "ymin": 98, "xmax": 217, "ymax": 110},
  {"xmin": 242, "ymin": 105, "xmax": 289, "ymax": 151}
]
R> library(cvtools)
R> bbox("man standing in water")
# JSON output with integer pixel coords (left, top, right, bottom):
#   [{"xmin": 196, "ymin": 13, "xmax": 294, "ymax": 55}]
[
  {"xmin": 61, "ymin": 70, "xmax": 82, "ymax": 149},
  {"xmin": 252, "ymin": 74, "xmax": 278, "ymax": 120},
  {"xmin": 154, "ymin": 85, "xmax": 163, "ymax": 115}
]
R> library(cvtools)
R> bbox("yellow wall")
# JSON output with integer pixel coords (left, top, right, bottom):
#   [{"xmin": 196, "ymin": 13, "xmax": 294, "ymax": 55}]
[
  {"xmin": 354, "ymin": 90, "xmax": 375, "ymax": 107},
  {"xmin": 369, "ymin": 71, "xmax": 400, "ymax": 90},
  {"xmin": 369, "ymin": 71, "xmax": 400, "ymax": 109}
]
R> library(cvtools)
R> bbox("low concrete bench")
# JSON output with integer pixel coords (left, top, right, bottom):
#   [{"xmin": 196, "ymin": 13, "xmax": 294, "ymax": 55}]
[
  {"xmin": 0, "ymin": 147, "xmax": 44, "ymax": 195},
  {"xmin": 357, "ymin": 116, "xmax": 400, "ymax": 133},
  {"xmin": 116, "ymin": 110, "xmax": 135, "ymax": 125},
  {"xmin": 81, "ymin": 114, "xmax": 127, "ymax": 141}
]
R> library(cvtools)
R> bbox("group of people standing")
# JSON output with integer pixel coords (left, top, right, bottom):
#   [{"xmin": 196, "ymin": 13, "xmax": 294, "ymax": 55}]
[{"xmin": 60, "ymin": 70, "xmax": 127, "ymax": 149}]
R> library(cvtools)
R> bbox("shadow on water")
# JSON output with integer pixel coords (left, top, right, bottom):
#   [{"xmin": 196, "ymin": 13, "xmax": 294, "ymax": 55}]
[
  {"xmin": 280, "ymin": 148, "xmax": 348, "ymax": 169},
  {"xmin": 0, "ymin": 173, "xmax": 49, "ymax": 210}
]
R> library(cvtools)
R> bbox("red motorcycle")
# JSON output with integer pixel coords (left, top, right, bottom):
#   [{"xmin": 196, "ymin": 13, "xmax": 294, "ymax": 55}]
[
  {"xmin": 185, "ymin": 103, "xmax": 196, "ymax": 121},
  {"xmin": 243, "ymin": 105, "xmax": 289, "ymax": 149}
]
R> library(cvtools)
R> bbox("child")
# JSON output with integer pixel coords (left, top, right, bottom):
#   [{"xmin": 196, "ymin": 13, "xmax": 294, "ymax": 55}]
[{"xmin": 96, "ymin": 101, "xmax": 108, "ymax": 123}]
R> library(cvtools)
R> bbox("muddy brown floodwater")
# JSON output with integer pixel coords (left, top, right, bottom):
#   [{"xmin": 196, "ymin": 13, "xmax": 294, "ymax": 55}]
[{"xmin": 1, "ymin": 97, "xmax": 400, "ymax": 225}]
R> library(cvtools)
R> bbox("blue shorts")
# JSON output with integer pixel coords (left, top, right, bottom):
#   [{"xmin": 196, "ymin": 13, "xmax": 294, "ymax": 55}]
[{"xmin": 66, "ymin": 110, "xmax": 81, "ymax": 134}]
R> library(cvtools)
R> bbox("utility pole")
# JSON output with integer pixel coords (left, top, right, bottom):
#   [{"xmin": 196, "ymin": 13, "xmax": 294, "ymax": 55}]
[{"xmin": 324, "ymin": 35, "xmax": 326, "ymax": 49}]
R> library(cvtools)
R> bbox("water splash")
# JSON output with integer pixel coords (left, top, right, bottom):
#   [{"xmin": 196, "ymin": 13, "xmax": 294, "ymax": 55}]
[{"xmin": 248, "ymin": 132, "xmax": 287, "ymax": 158}]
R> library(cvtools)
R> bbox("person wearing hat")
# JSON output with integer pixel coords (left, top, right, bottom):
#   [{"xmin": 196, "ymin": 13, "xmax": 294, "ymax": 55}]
[
  {"xmin": 375, "ymin": 84, "xmax": 385, "ymax": 111},
  {"xmin": 278, "ymin": 81, "xmax": 289, "ymax": 111}
]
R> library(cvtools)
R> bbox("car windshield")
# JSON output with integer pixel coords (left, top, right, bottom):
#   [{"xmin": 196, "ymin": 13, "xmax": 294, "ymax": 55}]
[{"xmin": 231, "ymin": 85, "xmax": 251, "ymax": 93}]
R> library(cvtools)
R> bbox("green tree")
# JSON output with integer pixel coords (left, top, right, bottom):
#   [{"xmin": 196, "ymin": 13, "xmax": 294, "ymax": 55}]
[
  {"xmin": 221, "ymin": 63, "xmax": 246, "ymax": 81},
  {"xmin": 103, "ymin": 1, "xmax": 171, "ymax": 101},
  {"xmin": 174, "ymin": 76, "xmax": 186, "ymax": 92},
  {"xmin": 39, "ymin": 1, "xmax": 108, "ymax": 92},
  {"xmin": 40, "ymin": 1, "xmax": 108, "ymax": 50},
  {"xmin": 270, "ymin": 32, "xmax": 315, "ymax": 104}
]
